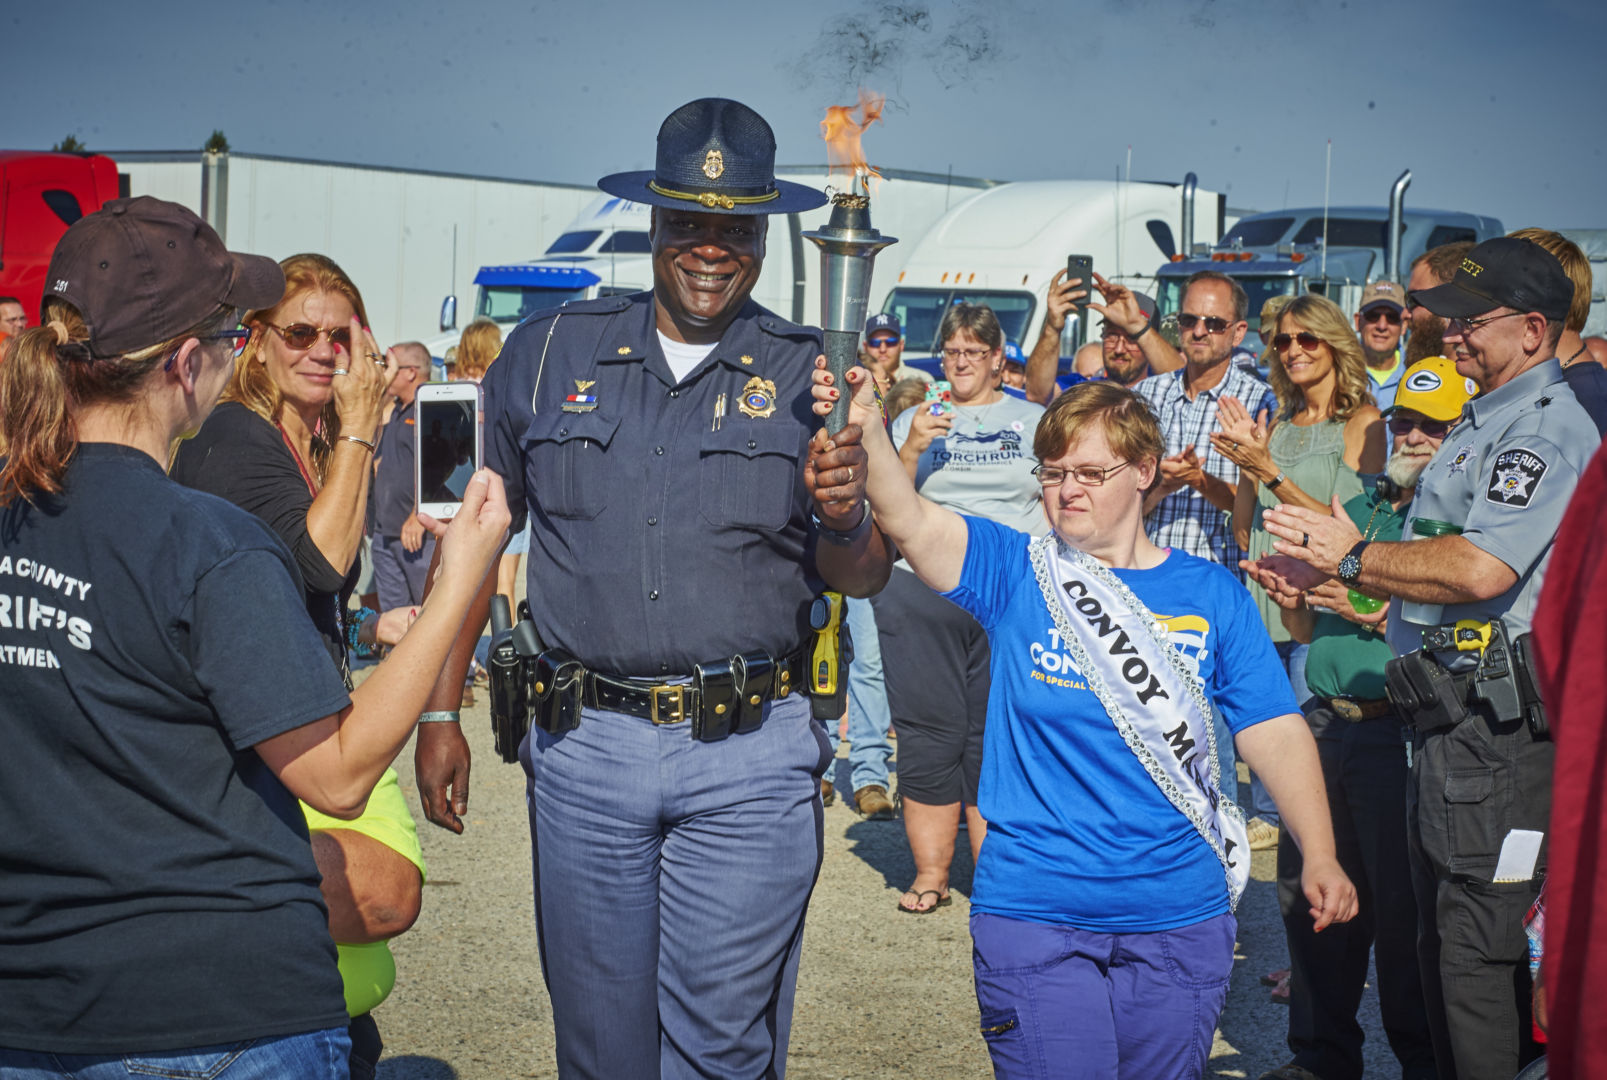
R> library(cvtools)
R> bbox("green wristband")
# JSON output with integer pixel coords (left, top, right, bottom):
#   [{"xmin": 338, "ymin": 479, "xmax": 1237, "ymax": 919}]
[{"xmin": 418, "ymin": 710, "xmax": 461, "ymax": 724}]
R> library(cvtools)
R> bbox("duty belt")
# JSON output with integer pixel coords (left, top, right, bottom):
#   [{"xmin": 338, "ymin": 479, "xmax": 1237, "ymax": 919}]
[
  {"xmin": 584, "ymin": 649, "xmax": 807, "ymax": 725},
  {"xmin": 1324, "ymin": 696, "xmax": 1395, "ymax": 722}
]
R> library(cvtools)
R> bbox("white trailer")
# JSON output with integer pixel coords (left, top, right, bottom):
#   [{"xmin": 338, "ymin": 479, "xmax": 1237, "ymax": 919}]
[
  {"xmin": 110, "ymin": 151, "xmax": 992, "ymax": 356},
  {"xmin": 883, "ymin": 178, "xmax": 1230, "ymax": 361}
]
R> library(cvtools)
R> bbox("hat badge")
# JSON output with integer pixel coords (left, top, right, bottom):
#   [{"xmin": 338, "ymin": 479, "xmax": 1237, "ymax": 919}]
[{"xmin": 703, "ymin": 149, "xmax": 724, "ymax": 180}]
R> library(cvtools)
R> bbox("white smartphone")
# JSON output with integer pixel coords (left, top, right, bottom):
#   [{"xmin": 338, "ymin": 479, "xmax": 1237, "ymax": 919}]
[{"xmin": 414, "ymin": 382, "xmax": 483, "ymax": 520}]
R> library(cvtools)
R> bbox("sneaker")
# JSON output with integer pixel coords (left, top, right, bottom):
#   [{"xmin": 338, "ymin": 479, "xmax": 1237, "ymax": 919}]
[
  {"xmin": 820, "ymin": 779, "xmax": 835, "ymax": 806},
  {"xmin": 1246, "ymin": 817, "xmax": 1279, "ymax": 851},
  {"xmin": 854, "ymin": 785, "xmax": 895, "ymax": 820}
]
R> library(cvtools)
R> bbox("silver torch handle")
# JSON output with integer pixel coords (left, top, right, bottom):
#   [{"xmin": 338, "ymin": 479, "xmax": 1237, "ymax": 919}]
[{"xmin": 803, "ymin": 194, "xmax": 896, "ymax": 435}]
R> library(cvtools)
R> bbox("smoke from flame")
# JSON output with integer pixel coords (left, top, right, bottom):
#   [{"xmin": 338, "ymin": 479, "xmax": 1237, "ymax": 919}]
[{"xmin": 820, "ymin": 89, "xmax": 886, "ymax": 191}]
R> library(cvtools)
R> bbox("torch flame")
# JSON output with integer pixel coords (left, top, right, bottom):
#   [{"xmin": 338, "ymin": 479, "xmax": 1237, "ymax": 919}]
[{"xmin": 820, "ymin": 89, "xmax": 886, "ymax": 195}]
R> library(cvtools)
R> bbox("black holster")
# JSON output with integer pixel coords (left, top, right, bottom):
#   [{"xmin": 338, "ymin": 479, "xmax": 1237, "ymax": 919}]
[
  {"xmin": 1384, "ymin": 650, "xmax": 1469, "ymax": 734},
  {"xmin": 488, "ymin": 597, "xmax": 542, "ymax": 763},
  {"xmin": 532, "ymin": 648, "xmax": 585, "ymax": 735}
]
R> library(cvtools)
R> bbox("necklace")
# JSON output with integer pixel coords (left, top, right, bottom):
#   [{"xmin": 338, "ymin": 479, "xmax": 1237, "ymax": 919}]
[
  {"xmin": 957, "ymin": 393, "xmax": 1004, "ymax": 432},
  {"xmin": 277, "ymin": 421, "xmax": 321, "ymax": 495}
]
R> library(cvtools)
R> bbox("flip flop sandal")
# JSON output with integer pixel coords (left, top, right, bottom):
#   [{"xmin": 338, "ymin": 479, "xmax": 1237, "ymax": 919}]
[
  {"xmin": 898, "ymin": 889, "xmax": 952, "ymax": 915},
  {"xmin": 1261, "ymin": 967, "xmax": 1290, "ymax": 987},
  {"xmin": 1269, "ymin": 972, "xmax": 1292, "ymax": 1005}
]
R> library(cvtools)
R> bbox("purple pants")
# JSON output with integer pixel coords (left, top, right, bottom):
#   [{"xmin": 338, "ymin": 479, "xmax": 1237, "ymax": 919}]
[{"xmin": 970, "ymin": 910, "xmax": 1235, "ymax": 1080}]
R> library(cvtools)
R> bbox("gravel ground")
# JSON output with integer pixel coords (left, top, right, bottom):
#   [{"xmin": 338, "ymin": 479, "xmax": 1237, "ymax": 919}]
[{"xmin": 375, "ymin": 694, "xmax": 1398, "ymax": 1079}]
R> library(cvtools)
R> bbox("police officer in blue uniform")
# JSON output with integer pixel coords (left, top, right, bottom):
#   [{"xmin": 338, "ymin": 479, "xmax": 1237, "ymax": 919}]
[
  {"xmin": 413, "ymin": 98, "xmax": 892, "ymax": 1079},
  {"xmin": 1262, "ymin": 237, "xmax": 1600, "ymax": 1080}
]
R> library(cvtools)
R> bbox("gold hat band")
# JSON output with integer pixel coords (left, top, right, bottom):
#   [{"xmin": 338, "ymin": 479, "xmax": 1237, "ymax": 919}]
[{"xmin": 647, "ymin": 181, "xmax": 780, "ymax": 210}]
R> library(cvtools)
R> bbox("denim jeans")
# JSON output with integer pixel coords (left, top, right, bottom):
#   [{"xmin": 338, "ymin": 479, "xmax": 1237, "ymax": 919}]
[
  {"xmin": 825, "ymin": 596, "xmax": 893, "ymax": 793},
  {"xmin": 0, "ymin": 1027, "xmax": 352, "ymax": 1079},
  {"xmin": 1250, "ymin": 639, "xmax": 1309, "ymax": 826}
]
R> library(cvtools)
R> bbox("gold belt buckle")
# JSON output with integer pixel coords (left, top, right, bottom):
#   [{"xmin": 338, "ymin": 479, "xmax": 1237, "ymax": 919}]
[
  {"xmin": 1330, "ymin": 698, "xmax": 1364, "ymax": 722},
  {"xmin": 650, "ymin": 685, "xmax": 686, "ymax": 725}
]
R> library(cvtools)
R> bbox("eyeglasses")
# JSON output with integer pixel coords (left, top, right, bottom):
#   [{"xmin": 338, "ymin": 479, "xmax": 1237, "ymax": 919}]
[
  {"xmin": 866, "ymin": 336, "xmax": 902, "ymax": 349},
  {"xmin": 1033, "ymin": 461, "xmax": 1133, "ymax": 487},
  {"xmin": 201, "ymin": 326, "xmax": 253, "ymax": 359},
  {"xmin": 1387, "ymin": 414, "xmax": 1454, "ymax": 439},
  {"xmin": 1362, "ymin": 308, "xmax": 1403, "ymax": 326},
  {"xmin": 1273, "ymin": 332, "xmax": 1323, "ymax": 354},
  {"xmin": 266, "ymin": 322, "xmax": 353, "ymax": 351},
  {"xmin": 1446, "ymin": 311, "xmax": 1525, "ymax": 333},
  {"xmin": 1176, "ymin": 313, "xmax": 1233, "ymax": 335},
  {"xmin": 941, "ymin": 346, "xmax": 992, "ymax": 362}
]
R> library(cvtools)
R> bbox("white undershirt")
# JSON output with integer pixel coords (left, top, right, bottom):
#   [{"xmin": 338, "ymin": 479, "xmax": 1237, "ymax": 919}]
[{"xmin": 658, "ymin": 332, "xmax": 719, "ymax": 383}]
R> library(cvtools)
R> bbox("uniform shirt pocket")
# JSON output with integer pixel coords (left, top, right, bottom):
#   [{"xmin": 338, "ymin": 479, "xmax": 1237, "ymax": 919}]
[
  {"xmin": 523, "ymin": 411, "xmax": 621, "ymax": 521},
  {"xmin": 698, "ymin": 421, "xmax": 803, "ymax": 530}
]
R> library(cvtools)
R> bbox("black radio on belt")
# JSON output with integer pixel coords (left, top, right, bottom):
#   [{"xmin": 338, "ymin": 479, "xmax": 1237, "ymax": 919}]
[{"xmin": 1384, "ymin": 618, "xmax": 1549, "ymax": 740}]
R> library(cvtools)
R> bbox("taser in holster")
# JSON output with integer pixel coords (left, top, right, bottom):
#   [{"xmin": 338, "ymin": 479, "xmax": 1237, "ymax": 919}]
[
  {"xmin": 487, "ymin": 596, "xmax": 543, "ymax": 763},
  {"xmin": 808, "ymin": 591, "xmax": 854, "ymax": 722}
]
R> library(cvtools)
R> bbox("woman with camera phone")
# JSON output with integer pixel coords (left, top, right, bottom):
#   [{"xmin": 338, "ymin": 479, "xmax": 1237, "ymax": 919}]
[{"xmin": 0, "ymin": 198, "xmax": 508, "ymax": 1078}]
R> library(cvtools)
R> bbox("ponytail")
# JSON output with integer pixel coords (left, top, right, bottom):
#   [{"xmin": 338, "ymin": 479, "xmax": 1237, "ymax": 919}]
[{"xmin": 0, "ymin": 299, "xmax": 230, "ymax": 505}]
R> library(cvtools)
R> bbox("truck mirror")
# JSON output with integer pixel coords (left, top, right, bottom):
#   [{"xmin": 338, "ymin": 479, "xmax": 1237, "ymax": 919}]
[{"xmin": 439, "ymin": 294, "xmax": 457, "ymax": 333}]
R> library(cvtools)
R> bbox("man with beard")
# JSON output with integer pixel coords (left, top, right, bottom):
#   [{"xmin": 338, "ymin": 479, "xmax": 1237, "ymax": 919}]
[
  {"xmin": 1354, "ymin": 280, "xmax": 1408, "ymax": 410},
  {"xmin": 1025, "ymin": 269, "xmax": 1180, "ymax": 404},
  {"xmin": 1245, "ymin": 355, "xmax": 1474, "ymax": 1080},
  {"xmin": 1403, "ymin": 242, "xmax": 1474, "ymax": 365}
]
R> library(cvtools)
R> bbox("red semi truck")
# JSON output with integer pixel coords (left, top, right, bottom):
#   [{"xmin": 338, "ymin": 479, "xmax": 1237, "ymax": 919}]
[{"xmin": 0, "ymin": 152, "xmax": 122, "ymax": 323}]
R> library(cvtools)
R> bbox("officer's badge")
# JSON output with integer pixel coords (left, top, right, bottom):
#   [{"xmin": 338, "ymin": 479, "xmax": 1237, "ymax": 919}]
[
  {"xmin": 563, "ymin": 378, "xmax": 599, "ymax": 413},
  {"xmin": 1484, "ymin": 447, "xmax": 1548, "ymax": 508},
  {"xmin": 737, "ymin": 376, "xmax": 778, "ymax": 419},
  {"xmin": 703, "ymin": 149, "xmax": 724, "ymax": 180},
  {"xmin": 1445, "ymin": 444, "xmax": 1475, "ymax": 474}
]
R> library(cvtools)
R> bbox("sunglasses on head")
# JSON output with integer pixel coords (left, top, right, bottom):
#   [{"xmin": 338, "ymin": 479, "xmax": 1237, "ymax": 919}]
[
  {"xmin": 1362, "ymin": 307, "xmax": 1403, "ymax": 325},
  {"xmin": 1176, "ymin": 313, "xmax": 1232, "ymax": 334},
  {"xmin": 1273, "ymin": 332, "xmax": 1323, "ymax": 353},
  {"xmin": 267, "ymin": 322, "xmax": 353, "ymax": 351},
  {"xmin": 1388, "ymin": 414, "xmax": 1453, "ymax": 438}
]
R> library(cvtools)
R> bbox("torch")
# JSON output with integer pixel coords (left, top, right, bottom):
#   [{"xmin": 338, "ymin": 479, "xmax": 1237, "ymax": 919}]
[{"xmin": 803, "ymin": 187, "xmax": 896, "ymax": 434}]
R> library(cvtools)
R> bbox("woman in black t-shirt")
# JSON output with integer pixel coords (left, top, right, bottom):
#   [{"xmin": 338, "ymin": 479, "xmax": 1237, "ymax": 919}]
[{"xmin": 0, "ymin": 198, "xmax": 508, "ymax": 1076}]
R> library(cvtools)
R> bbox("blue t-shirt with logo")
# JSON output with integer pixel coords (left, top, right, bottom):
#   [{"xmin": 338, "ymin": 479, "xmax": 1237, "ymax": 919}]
[{"xmin": 945, "ymin": 516, "xmax": 1296, "ymax": 932}]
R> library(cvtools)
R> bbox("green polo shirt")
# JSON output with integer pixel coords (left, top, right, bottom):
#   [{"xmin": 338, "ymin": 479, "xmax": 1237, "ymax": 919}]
[{"xmin": 1304, "ymin": 491, "xmax": 1405, "ymax": 701}]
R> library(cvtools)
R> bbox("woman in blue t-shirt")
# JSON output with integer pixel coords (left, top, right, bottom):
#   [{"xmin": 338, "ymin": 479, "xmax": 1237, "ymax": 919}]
[
  {"xmin": 0, "ymin": 197, "xmax": 509, "ymax": 1078},
  {"xmin": 811, "ymin": 369, "xmax": 1356, "ymax": 1079}
]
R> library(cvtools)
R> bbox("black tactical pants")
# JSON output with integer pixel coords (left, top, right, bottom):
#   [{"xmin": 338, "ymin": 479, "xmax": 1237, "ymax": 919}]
[
  {"xmin": 1277, "ymin": 702, "xmax": 1437, "ymax": 1080},
  {"xmin": 1405, "ymin": 709, "xmax": 1552, "ymax": 1080}
]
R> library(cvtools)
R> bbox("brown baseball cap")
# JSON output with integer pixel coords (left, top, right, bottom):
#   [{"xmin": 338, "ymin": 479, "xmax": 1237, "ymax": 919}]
[
  {"xmin": 43, "ymin": 196, "xmax": 284, "ymax": 358},
  {"xmin": 1358, "ymin": 279, "xmax": 1406, "ymax": 315}
]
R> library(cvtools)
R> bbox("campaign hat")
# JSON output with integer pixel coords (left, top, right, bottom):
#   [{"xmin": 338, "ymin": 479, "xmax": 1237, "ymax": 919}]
[
  {"xmin": 1383, "ymin": 356, "xmax": 1478, "ymax": 422},
  {"xmin": 43, "ymin": 196, "xmax": 283, "ymax": 358},
  {"xmin": 598, "ymin": 98, "xmax": 829, "ymax": 216},
  {"xmin": 1358, "ymin": 280, "xmax": 1406, "ymax": 315},
  {"xmin": 1409, "ymin": 236, "xmax": 1572, "ymax": 323}
]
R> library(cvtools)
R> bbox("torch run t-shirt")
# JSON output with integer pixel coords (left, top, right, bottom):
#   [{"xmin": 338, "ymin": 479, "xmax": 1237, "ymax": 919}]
[
  {"xmin": 945, "ymin": 516, "xmax": 1296, "ymax": 932},
  {"xmin": 891, "ymin": 393, "xmax": 1048, "ymax": 537},
  {"xmin": 0, "ymin": 442, "xmax": 352, "ymax": 1053}
]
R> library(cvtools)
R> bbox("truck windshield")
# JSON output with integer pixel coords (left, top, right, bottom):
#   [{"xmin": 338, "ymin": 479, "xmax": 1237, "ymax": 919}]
[
  {"xmin": 477, "ymin": 285, "xmax": 590, "ymax": 322},
  {"xmin": 1223, "ymin": 216, "xmax": 1295, "ymax": 248},
  {"xmin": 545, "ymin": 231, "xmax": 601, "ymax": 255},
  {"xmin": 883, "ymin": 288, "xmax": 1035, "ymax": 354},
  {"xmin": 1157, "ymin": 275, "xmax": 1298, "ymax": 336}
]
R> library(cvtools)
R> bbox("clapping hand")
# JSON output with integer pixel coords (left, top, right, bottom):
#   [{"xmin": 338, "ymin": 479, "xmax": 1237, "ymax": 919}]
[
  {"xmin": 1208, "ymin": 396, "xmax": 1274, "ymax": 481},
  {"xmin": 1264, "ymin": 496, "xmax": 1361, "ymax": 577}
]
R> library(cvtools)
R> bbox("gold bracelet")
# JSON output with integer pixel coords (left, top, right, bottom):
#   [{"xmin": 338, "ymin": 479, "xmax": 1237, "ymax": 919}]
[{"xmin": 340, "ymin": 434, "xmax": 376, "ymax": 453}]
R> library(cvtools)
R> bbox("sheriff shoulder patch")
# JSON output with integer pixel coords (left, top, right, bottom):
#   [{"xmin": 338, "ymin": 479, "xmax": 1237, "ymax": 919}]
[{"xmin": 1485, "ymin": 448, "xmax": 1549, "ymax": 508}]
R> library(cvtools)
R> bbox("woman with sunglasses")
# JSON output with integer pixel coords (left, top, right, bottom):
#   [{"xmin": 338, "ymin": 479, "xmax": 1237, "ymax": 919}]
[
  {"xmin": 173, "ymin": 254, "xmax": 400, "ymax": 677},
  {"xmin": 879, "ymin": 303, "xmax": 1046, "ymax": 914},
  {"xmin": 1210, "ymin": 293, "xmax": 1384, "ymax": 865},
  {"xmin": 812, "ymin": 366, "xmax": 1354, "ymax": 1079},
  {"xmin": 168, "ymin": 254, "xmax": 428, "ymax": 1076},
  {"xmin": 0, "ymin": 197, "xmax": 509, "ymax": 1078}
]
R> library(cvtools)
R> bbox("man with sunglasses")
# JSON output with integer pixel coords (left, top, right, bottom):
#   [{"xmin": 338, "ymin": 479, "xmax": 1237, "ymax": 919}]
[
  {"xmin": 1260, "ymin": 236, "xmax": 1600, "ymax": 1080},
  {"xmin": 860, "ymin": 311, "xmax": 930, "ymax": 390},
  {"xmin": 1246, "ymin": 356, "xmax": 1473, "ymax": 1080},
  {"xmin": 1353, "ymin": 280, "xmax": 1408, "ymax": 411},
  {"xmin": 1135, "ymin": 271, "xmax": 1277, "ymax": 579}
]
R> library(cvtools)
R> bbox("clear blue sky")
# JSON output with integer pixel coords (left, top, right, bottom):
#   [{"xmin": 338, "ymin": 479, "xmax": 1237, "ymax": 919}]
[{"xmin": 10, "ymin": 0, "xmax": 1604, "ymax": 230}]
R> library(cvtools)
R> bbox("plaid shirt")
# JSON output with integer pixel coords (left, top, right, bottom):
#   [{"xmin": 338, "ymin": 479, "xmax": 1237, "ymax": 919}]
[{"xmin": 1135, "ymin": 364, "xmax": 1278, "ymax": 578}]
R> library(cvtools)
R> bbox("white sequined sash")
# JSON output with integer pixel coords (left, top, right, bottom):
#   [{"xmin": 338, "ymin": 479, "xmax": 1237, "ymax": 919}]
[{"xmin": 1030, "ymin": 536, "xmax": 1249, "ymax": 907}]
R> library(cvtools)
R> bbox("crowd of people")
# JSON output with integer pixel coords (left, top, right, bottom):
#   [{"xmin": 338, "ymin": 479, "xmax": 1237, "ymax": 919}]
[{"xmin": 2, "ymin": 94, "xmax": 1607, "ymax": 1080}]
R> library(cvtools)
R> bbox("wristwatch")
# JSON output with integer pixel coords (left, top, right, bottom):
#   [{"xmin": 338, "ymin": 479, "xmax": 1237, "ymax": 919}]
[
  {"xmin": 812, "ymin": 503, "xmax": 871, "ymax": 545},
  {"xmin": 1337, "ymin": 540, "xmax": 1370, "ymax": 585}
]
